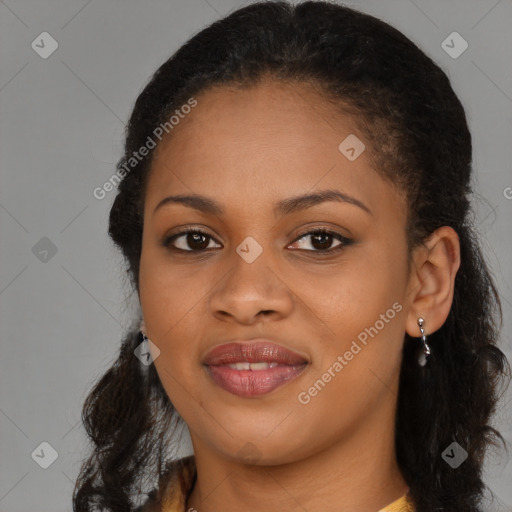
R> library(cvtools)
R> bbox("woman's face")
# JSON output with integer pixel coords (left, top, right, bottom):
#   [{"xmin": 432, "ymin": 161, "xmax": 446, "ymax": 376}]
[{"xmin": 139, "ymin": 79, "xmax": 413, "ymax": 465}]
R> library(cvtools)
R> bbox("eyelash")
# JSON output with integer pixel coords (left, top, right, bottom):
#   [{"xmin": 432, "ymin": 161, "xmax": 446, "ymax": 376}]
[{"xmin": 162, "ymin": 227, "xmax": 353, "ymax": 255}]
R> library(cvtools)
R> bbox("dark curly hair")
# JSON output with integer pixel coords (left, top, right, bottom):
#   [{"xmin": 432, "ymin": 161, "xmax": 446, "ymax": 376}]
[{"xmin": 73, "ymin": 2, "xmax": 511, "ymax": 511}]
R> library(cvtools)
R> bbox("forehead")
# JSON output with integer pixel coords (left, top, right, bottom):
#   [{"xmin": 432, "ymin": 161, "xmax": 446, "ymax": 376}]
[
  {"xmin": 145, "ymin": 79, "xmax": 405, "ymax": 221},
  {"xmin": 156, "ymin": 80, "xmax": 343, "ymax": 156}
]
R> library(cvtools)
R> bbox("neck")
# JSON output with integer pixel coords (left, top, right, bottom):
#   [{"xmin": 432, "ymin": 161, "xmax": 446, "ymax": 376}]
[{"xmin": 186, "ymin": 397, "xmax": 408, "ymax": 512}]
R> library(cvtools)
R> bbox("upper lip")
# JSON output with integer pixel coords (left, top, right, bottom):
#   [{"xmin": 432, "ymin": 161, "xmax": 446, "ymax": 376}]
[{"xmin": 203, "ymin": 339, "xmax": 309, "ymax": 366}]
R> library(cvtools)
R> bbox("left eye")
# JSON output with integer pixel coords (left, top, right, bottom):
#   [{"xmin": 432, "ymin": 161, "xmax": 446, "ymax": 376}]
[
  {"xmin": 288, "ymin": 229, "xmax": 351, "ymax": 253},
  {"xmin": 163, "ymin": 228, "xmax": 351, "ymax": 253}
]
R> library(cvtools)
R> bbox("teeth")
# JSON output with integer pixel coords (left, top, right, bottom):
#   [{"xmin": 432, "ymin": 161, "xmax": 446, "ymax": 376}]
[
  {"xmin": 250, "ymin": 362, "xmax": 278, "ymax": 370},
  {"xmin": 227, "ymin": 362, "xmax": 279, "ymax": 370},
  {"xmin": 228, "ymin": 362, "xmax": 250, "ymax": 370}
]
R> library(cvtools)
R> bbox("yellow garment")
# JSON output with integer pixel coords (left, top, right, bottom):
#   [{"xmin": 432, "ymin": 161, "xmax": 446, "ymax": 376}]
[
  {"xmin": 378, "ymin": 493, "xmax": 415, "ymax": 512},
  {"xmin": 139, "ymin": 455, "xmax": 415, "ymax": 511}
]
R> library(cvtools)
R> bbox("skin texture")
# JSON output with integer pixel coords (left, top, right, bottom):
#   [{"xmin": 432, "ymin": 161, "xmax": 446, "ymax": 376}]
[{"xmin": 138, "ymin": 79, "xmax": 460, "ymax": 512}]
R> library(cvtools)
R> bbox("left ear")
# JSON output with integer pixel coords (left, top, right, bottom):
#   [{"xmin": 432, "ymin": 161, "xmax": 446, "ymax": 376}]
[{"xmin": 405, "ymin": 226, "xmax": 461, "ymax": 337}]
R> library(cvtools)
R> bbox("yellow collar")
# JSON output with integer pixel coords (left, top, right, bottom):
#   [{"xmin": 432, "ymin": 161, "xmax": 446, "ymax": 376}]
[{"xmin": 378, "ymin": 492, "xmax": 415, "ymax": 512}]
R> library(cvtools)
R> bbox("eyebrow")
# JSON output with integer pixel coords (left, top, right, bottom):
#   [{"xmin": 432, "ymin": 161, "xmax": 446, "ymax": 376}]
[{"xmin": 153, "ymin": 189, "xmax": 372, "ymax": 217}]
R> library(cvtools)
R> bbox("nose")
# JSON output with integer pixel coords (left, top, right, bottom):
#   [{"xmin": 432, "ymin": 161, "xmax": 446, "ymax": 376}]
[{"xmin": 208, "ymin": 251, "xmax": 294, "ymax": 325}]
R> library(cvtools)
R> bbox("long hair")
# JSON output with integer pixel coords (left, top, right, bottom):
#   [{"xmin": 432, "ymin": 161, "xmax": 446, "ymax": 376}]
[{"xmin": 73, "ymin": 2, "xmax": 511, "ymax": 511}]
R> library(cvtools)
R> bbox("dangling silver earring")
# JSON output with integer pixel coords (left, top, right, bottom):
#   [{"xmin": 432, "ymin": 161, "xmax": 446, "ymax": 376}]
[
  {"xmin": 139, "ymin": 320, "xmax": 151, "ymax": 343},
  {"xmin": 137, "ymin": 320, "xmax": 161, "ymax": 365},
  {"xmin": 417, "ymin": 317, "xmax": 431, "ymax": 366}
]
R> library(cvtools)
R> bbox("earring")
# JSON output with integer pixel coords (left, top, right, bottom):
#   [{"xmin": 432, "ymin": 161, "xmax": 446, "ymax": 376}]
[
  {"xmin": 417, "ymin": 317, "xmax": 431, "ymax": 366},
  {"xmin": 137, "ymin": 323, "xmax": 161, "ymax": 365}
]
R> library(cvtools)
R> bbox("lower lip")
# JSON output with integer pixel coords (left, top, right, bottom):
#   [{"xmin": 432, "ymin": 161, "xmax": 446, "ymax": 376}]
[{"xmin": 206, "ymin": 364, "xmax": 307, "ymax": 397}]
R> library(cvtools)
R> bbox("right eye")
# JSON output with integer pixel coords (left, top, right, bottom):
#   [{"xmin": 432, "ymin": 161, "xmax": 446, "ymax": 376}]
[{"xmin": 163, "ymin": 228, "xmax": 222, "ymax": 252}]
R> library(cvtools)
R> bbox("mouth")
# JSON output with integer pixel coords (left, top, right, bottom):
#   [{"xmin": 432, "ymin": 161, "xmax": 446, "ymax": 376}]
[{"xmin": 203, "ymin": 340, "xmax": 309, "ymax": 398}]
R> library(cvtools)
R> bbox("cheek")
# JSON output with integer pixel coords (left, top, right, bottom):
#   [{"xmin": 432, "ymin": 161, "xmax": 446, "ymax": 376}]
[
  {"xmin": 138, "ymin": 244, "xmax": 216, "ymax": 389},
  {"xmin": 319, "ymin": 249, "xmax": 406, "ymax": 331},
  {"xmin": 139, "ymin": 244, "xmax": 204, "ymax": 339},
  {"xmin": 295, "ymin": 266, "xmax": 406, "ymax": 439},
  {"xmin": 309, "ymin": 241, "xmax": 408, "ymax": 389}
]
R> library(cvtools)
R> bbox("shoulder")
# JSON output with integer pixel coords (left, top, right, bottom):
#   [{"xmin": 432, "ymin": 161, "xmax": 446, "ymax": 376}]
[{"xmin": 136, "ymin": 455, "xmax": 196, "ymax": 512}]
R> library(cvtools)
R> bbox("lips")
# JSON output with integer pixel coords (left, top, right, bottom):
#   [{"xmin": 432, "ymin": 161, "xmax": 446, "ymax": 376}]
[
  {"xmin": 203, "ymin": 341, "xmax": 309, "ymax": 366},
  {"xmin": 203, "ymin": 340, "xmax": 309, "ymax": 398}
]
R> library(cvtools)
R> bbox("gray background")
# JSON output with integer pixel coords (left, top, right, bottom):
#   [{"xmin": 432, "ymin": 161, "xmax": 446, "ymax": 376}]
[{"xmin": 1, "ymin": 0, "xmax": 511, "ymax": 510}]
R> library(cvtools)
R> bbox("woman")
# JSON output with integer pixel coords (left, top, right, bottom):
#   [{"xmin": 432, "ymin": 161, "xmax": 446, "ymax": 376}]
[{"xmin": 73, "ymin": 2, "xmax": 510, "ymax": 511}]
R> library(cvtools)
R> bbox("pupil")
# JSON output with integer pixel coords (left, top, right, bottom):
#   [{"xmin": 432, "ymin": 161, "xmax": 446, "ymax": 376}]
[
  {"xmin": 188, "ymin": 233, "xmax": 209, "ymax": 250},
  {"xmin": 312, "ymin": 233, "xmax": 331, "ymax": 250}
]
